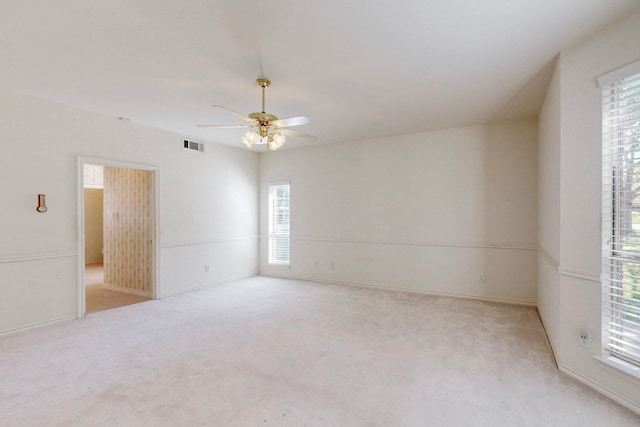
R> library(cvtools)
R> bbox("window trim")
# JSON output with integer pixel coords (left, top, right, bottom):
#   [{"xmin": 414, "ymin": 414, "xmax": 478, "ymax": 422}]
[
  {"xmin": 594, "ymin": 354, "xmax": 640, "ymax": 383},
  {"xmin": 597, "ymin": 59, "xmax": 640, "ymax": 88}
]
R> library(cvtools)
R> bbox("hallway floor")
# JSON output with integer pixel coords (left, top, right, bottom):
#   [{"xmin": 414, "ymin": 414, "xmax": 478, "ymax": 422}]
[{"xmin": 85, "ymin": 263, "xmax": 150, "ymax": 314}]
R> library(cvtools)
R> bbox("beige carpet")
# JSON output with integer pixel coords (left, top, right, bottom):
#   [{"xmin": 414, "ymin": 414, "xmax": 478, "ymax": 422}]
[{"xmin": 1, "ymin": 276, "xmax": 638, "ymax": 426}]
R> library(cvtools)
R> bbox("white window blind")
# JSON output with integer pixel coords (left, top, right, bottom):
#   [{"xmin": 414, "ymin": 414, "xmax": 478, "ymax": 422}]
[
  {"xmin": 268, "ymin": 183, "xmax": 290, "ymax": 265},
  {"xmin": 602, "ymin": 69, "xmax": 640, "ymax": 367}
]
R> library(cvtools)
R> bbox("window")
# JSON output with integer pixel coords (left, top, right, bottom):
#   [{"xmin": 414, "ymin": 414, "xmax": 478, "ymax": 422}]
[
  {"xmin": 268, "ymin": 183, "xmax": 290, "ymax": 266},
  {"xmin": 601, "ymin": 64, "xmax": 640, "ymax": 367},
  {"xmin": 84, "ymin": 164, "xmax": 104, "ymax": 189}
]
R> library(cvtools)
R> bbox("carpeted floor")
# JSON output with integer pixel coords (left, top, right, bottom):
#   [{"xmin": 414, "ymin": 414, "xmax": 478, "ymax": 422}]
[{"xmin": 0, "ymin": 276, "xmax": 638, "ymax": 426}]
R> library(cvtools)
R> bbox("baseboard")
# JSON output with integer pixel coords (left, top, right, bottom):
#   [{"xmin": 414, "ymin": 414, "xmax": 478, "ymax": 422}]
[
  {"xmin": 159, "ymin": 273, "xmax": 257, "ymax": 298},
  {"xmin": 259, "ymin": 273, "xmax": 536, "ymax": 306},
  {"xmin": 0, "ymin": 315, "xmax": 76, "ymax": 337},
  {"xmin": 102, "ymin": 282, "xmax": 152, "ymax": 298},
  {"xmin": 536, "ymin": 308, "xmax": 559, "ymax": 369},
  {"xmin": 558, "ymin": 364, "xmax": 640, "ymax": 416}
]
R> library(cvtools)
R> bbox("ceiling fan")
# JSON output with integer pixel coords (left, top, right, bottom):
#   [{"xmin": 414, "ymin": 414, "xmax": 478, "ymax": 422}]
[{"xmin": 197, "ymin": 78, "xmax": 316, "ymax": 150}]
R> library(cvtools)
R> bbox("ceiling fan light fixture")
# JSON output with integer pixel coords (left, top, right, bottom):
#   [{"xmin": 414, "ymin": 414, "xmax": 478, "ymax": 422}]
[
  {"xmin": 242, "ymin": 131, "xmax": 260, "ymax": 148},
  {"xmin": 268, "ymin": 132, "xmax": 285, "ymax": 150}
]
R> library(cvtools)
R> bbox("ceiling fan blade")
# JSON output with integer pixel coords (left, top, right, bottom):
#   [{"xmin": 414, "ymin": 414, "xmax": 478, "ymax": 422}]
[
  {"xmin": 281, "ymin": 128, "xmax": 317, "ymax": 141},
  {"xmin": 272, "ymin": 115, "xmax": 310, "ymax": 127},
  {"xmin": 196, "ymin": 124, "xmax": 249, "ymax": 129},
  {"xmin": 211, "ymin": 105, "xmax": 252, "ymax": 122}
]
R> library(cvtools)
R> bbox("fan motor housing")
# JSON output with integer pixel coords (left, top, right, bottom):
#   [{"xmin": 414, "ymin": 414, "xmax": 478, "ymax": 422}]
[
  {"xmin": 249, "ymin": 112, "xmax": 278, "ymax": 124},
  {"xmin": 257, "ymin": 78, "xmax": 271, "ymax": 88}
]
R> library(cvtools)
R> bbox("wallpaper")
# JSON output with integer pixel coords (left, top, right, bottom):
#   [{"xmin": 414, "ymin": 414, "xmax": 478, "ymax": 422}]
[{"xmin": 103, "ymin": 167, "xmax": 152, "ymax": 294}]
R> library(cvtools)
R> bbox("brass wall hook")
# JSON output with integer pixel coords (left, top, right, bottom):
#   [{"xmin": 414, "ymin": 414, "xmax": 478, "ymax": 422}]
[{"xmin": 36, "ymin": 194, "xmax": 47, "ymax": 213}]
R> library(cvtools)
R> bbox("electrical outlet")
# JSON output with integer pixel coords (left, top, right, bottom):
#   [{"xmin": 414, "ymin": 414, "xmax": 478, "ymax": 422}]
[
  {"xmin": 479, "ymin": 273, "xmax": 485, "ymax": 282},
  {"xmin": 204, "ymin": 264, "xmax": 210, "ymax": 273},
  {"xmin": 579, "ymin": 329, "xmax": 591, "ymax": 349},
  {"xmin": 330, "ymin": 261, "xmax": 336, "ymax": 270}
]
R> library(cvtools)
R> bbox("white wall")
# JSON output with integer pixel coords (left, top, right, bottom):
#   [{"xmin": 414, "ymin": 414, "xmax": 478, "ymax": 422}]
[
  {"xmin": 537, "ymin": 10, "xmax": 640, "ymax": 413},
  {"xmin": 0, "ymin": 89, "xmax": 259, "ymax": 334},
  {"xmin": 537, "ymin": 56, "xmax": 562, "ymax": 356},
  {"xmin": 260, "ymin": 119, "xmax": 538, "ymax": 304}
]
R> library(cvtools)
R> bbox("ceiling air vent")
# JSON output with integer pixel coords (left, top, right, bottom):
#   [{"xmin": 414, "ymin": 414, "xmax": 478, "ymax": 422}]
[{"xmin": 183, "ymin": 140, "xmax": 204, "ymax": 152}]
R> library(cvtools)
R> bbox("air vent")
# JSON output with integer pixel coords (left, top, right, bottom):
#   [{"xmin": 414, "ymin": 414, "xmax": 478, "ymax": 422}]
[{"xmin": 183, "ymin": 140, "xmax": 204, "ymax": 152}]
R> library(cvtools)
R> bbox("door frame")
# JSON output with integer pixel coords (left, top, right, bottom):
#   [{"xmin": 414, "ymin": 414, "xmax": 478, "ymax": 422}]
[{"xmin": 76, "ymin": 156, "xmax": 160, "ymax": 318}]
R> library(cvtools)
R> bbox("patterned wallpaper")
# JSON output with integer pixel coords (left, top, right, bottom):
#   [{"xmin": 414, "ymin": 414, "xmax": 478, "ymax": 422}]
[{"xmin": 103, "ymin": 167, "xmax": 152, "ymax": 294}]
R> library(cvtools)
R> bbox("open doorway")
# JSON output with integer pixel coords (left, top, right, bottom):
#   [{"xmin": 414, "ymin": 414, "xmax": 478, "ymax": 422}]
[{"xmin": 77, "ymin": 158, "xmax": 159, "ymax": 317}]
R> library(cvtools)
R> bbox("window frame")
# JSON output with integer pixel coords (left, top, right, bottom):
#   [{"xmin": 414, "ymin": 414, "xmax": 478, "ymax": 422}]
[
  {"xmin": 267, "ymin": 182, "xmax": 291, "ymax": 267},
  {"xmin": 600, "ymin": 61, "xmax": 640, "ymax": 372}
]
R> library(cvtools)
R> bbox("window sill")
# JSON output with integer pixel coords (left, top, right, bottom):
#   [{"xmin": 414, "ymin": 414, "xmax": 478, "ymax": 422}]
[{"xmin": 594, "ymin": 354, "xmax": 640, "ymax": 385}]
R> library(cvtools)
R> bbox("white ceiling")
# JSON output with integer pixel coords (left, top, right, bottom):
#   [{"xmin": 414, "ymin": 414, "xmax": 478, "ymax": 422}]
[{"xmin": 1, "ymin": 0, "xmax": 639, "ymax": 150}]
